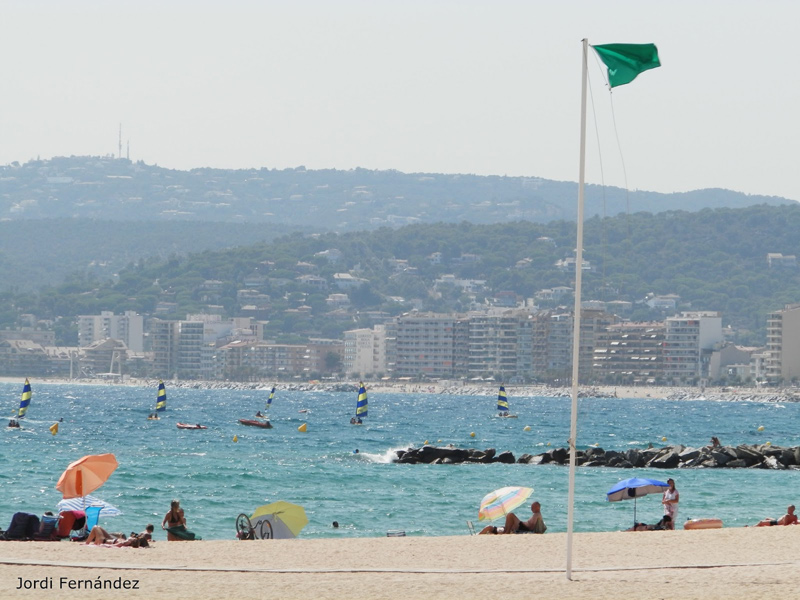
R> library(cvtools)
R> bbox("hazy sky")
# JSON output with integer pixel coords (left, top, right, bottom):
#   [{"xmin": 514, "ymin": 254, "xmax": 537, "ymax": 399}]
[{"xmin": 2, "ymin": 1, "xmax": 798, "ymax": 200}]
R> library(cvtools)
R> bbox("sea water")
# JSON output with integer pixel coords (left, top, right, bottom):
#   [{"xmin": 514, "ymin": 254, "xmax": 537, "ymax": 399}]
[{"xmin": 1, "ymin": 382, "xmax": 799, "ymax": 539}]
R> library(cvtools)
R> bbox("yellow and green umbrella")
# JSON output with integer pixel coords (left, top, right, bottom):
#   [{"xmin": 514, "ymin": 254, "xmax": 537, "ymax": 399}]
[{"xmin": 251, "ymin": 501, "xmax": 308, "ymax": 539}]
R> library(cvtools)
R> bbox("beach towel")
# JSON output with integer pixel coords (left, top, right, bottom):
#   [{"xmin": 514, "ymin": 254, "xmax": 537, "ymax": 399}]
[{"xmin": 165, "ymin": 525, "xmax": 201, "ymax": 541}]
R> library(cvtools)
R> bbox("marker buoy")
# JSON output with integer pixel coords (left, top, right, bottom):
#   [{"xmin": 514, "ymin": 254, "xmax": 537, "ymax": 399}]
[
  {"xmin": 766, "ymin": 441, "xmax": 771, "ymax": 446},
  {"xmin": 424, "ymin": 440, "xmax": 429, "ymax": 445},
  {"xmin": 49, "ymin": 423, "xmax": 59, "ymax": 435},
  {"xmin": 523, "ymin": 425, "xmax": 531, "ymax": 432},
  {"xmin": 758, "ymin": 425, "xmax": 765, "ymax": 432},
  {"xmin": 233, "ymin": 435, "xmax": 238, "ymax": 442},
  {"xmin": 470, "ymin": 432, "xmax": 476, "ymax": 438},
  {"xmin": 661, "ymin": 436, "xmax": 667, "ymax": 442},
  {"xmin": 298, "ymin": 423, "xmax": 307, "ymax": 432}
]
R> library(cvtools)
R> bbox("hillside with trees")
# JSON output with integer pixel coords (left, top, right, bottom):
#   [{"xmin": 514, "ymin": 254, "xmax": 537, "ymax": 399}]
[{"xmin": 4, "ymin": 204, "xmax": 800, "ymax": 346}]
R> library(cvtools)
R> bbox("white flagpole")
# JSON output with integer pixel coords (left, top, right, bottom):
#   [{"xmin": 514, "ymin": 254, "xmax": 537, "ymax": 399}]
[{"xmin": 566, "ymin": 37, "xmax": 589, "ymax": 581}]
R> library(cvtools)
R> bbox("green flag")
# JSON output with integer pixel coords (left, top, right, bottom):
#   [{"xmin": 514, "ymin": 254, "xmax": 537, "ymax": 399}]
[{"xmin": 591, "ymin": 43, "xmax": 660, "ymax": 88}]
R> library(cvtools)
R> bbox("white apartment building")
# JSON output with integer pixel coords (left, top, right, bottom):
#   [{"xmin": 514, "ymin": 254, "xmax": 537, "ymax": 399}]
[
  {"xmin": 663, "ymin": 311, "xmax": 722, "ymax": 382},
  {"xmin": 765, "ymin": 304, "xmax": 800, "ymax": 383},
  {"xmin": 343, "ymin": 326, "xmax": 386, "ymax": 377},
  {"xmin": 78, "ymin": 310, "xmax": 144, "ymax": 352}
]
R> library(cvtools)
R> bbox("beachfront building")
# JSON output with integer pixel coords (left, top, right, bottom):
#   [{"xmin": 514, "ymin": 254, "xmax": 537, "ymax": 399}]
[
  {"xmin": 77, "ymin": 310, "xmax": 144, "ymax": 352},
  {"xmin": 0, "ymin": 339, "xmax": 49, "ymax": 376},
  {"xmin": 663, "ymin": 311, "xmax": 723, "ymax": 384},
  {"xmin": 149, "ymin": 315, "xmax": 264, "ymax": 379},
  {"xmin": 391, "ymin": 313, "xmax": 469, "ymax": 379},
  {"xmin": 707, "ymin": 343, "xmax": 761, "ymax": 383},
  {"xmin": 593, "ymin": 322, "xmax": 666, "ymax": 384},
  {"xmin": 765, "ymin": 304, "xmax": 800, "ymax": 384},
  {"xmin": 466, "ymin": 310, "xmax": 531, "ymax": 380},
  {"xmin": 343, "ymin": 326, "xmax": 386, "ymax": 378},
  {"xmin": 531, "ymin": 308, "xmax": 616, "ymax": 384}
]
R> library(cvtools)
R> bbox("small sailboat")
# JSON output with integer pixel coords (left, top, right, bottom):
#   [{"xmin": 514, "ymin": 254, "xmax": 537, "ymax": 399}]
[
  {"xmin": 8, "ymin": 378, "xmax": 30, "ymax": 428},
  {"xmin": 256, "ymin": 386, "xmax": 275, "ymax": 420},
  {"xmin": 148, "ymin": 380, "xmax": 166, "ymax": 420},
  {"xmin": 350, "ymin": 382, "xmax": 367, "ymax": 424},
  {"xmin": 496, "ymin": 385, "xmax": 517, "ymax": 418}
]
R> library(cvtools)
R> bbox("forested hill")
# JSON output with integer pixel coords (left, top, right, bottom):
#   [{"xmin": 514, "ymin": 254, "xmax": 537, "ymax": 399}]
[
  {"xmin": 0, "ymin": 156, "xmax": 790, "ymax": 231},
  {"xmin": 9, "ymin": 203, "xmax": 800, "ymax": 346}
]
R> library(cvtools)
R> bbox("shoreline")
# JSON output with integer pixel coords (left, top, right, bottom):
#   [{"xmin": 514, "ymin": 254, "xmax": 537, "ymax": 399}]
[
  {"xmin": 2, "ymin": 528, "xmax": 800, "ymax": 599},
  {"xmin": 3, "ymin": 376, "xmax": 798, "ymax": 403}
]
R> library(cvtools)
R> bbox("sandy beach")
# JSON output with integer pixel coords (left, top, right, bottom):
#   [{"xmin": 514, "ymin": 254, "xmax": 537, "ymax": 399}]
[{"xmin": 2, "ymin": 528, "xmax": 799, "ymax": 599}]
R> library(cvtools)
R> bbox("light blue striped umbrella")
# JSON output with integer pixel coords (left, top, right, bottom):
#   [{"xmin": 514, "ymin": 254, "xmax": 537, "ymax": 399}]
[{"xmin": 56, "ymin": 495, "xmax": 122, "ymax": 517}]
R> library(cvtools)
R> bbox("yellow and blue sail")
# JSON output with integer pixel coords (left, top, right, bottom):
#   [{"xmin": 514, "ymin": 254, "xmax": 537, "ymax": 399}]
[
  {"xmin": 155, "ymin": 380, "xmax": 167, "ymax": 412},
  {"xmin": 17, "ymin": 378, "xmax": 31, "ymax": 418},
  {"xmin": 266, "ymin": 386, "xmax": 275, "ymax": 410},
  {"xmin": 356, "ymin": 382, "xmax": 368, "ymax": 418},
  {"xmin": 497, "ymin": 385, "xmax": 509, "ymax": 413}
]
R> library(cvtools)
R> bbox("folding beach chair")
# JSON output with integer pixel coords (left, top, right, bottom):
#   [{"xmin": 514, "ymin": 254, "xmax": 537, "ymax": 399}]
[
  {"xmin": 85, "ymin": 506, "xmax": 101, "ymax": 532},
  {"xmin": 466, "ymin": 520, "xmax": 476, "ymax": 535}
]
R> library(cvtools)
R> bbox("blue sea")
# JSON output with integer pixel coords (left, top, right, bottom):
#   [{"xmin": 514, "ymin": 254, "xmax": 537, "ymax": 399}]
[{"xmin": 2, "ymin": 382, "xmax": 799, "ymax": 540}]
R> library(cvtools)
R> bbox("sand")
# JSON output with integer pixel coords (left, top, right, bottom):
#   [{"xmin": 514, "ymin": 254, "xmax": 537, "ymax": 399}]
[{"xmin": 2, "ymin": 527, "xmax": 799, "ymax": 599}]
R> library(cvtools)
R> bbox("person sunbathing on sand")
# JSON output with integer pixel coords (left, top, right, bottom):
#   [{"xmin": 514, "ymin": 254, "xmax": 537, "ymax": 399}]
[
  {"xmin": 624, "ymin": 515, "xmax": 671, "ymax": 531},
  {"xmin": 479, "ymin": 501, "xmax": 546, "ymax": 535},
  {"xmin": 85, "ymin": 525, "xmax": 154, "ymax": 547},
  {"xmin": 755, "ymin": 505, "xmax": 798, "ymax": 527}
]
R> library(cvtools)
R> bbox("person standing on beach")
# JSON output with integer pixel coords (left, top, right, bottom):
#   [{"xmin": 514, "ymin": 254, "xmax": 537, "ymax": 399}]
[
  {"xmin": 162, "ymin": 499, "xmax": 186, "ymax": 541},
  {"xmin": 662, "ymin": 479, "xmax": 679, "ymax": 529}
]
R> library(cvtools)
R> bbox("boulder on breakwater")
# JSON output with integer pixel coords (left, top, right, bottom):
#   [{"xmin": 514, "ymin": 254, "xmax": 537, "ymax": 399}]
[
  {"xmin": 393, "ymin": 443, "xmax": 800, "ymax": 469},
  {"xmin": 394, "ymin": 446, "xmax": 516, "ymax": 465}
]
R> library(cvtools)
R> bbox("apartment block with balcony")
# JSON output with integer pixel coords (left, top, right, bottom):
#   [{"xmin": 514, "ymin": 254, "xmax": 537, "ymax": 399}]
[
  {"xmin": 392, "ymin": 313, "xmax": 468, "ymax": 378},
  {"xmin": 593, "ymin": 322, "xmax": 666, "ymax": 383},
  {"xmin": 663, "ymin": 311, "xmax": 722, "ymax": 383},
  {"xmin": 765, "ymin": 304, "xmax": 800, "ymax": 383}
]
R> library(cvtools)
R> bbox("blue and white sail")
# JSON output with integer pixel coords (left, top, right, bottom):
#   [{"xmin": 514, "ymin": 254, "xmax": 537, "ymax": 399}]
[
  {"xmin": 155, "ymin": 380, "xmax": 167, "ymax": 412},
  {"xmin": 17, "ymin": 378, "xmax": 31, "ymax": 418},
  {"xmin": 496, "ymin": 385, "xmax": 509, "ymax": 413},
  {"xmin": 355, "ymin": 382, "xmax": 368, "ymax": 419}
]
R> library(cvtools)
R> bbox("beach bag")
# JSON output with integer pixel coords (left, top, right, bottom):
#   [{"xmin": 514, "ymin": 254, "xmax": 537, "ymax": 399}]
[{"xmin": 2, "ymin": 512, "xmax": 39, "ymax": 540}]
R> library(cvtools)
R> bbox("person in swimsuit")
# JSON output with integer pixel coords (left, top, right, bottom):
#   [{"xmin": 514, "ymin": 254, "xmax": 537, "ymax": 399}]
[
  {"xmin": 755, "ymin": 505, "xmax": 798, "ymax": 527},
  {"xmin": 162, "ymin": 499, "xmax": 186, "ymax": 541},
  {"xmin": 662, "ymin": 479, "xmax": 679, "ymax": 530},
  {"xmin": 479, "ymin": 501, "xmax": 546, "ymax": 535}
]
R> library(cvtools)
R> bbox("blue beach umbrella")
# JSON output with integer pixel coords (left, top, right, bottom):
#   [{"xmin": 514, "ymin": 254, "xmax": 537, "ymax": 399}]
[{"xmin": 606, "ymin": 477, "xmax": 669, "ymax": 525}]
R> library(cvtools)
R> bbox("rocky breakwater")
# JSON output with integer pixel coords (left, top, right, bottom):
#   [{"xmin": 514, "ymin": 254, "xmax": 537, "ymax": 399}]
[
  {"xmin": 394, "ymin": 446, "xmax": 516, "ymax": 465},
  {"xmin": 393, "ymin": 443, "xmax": 800, "ymax": 469},
  {"xmin": 519, "ymin": 443, "xmax": 800, "ymax": 470}
]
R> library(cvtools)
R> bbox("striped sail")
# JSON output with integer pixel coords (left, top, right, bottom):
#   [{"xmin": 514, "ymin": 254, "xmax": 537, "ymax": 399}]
[
  {"xmin": 155, "ymin": 380, "xmax": 167, "ymax": 412},
  {"xmin": 497, "ymin": 385, "xmax": 509, "ymax": 413},
  {"xmin": 17, "ymin": 378, "xmax": 31, "ymax": 418},
  {"xmin": 266, "ymin": 386, "xmax": 275, "ymax": 410},
  {"xmin": 355, "ymin": 382, "xmax": 368, "ymax": 418}
]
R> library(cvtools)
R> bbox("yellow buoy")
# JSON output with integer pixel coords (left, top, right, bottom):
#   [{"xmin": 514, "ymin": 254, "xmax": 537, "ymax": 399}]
[
  {"xmin": 547, "ymin": 442, "xmax": 551, "ymax": 446},
  {"xmin": 470, "ymin": 432, "xmax": 476, "ymax": 438},
  {"xmin": 424, "ymin": 440, "xmax": 429, "ymax": 445},
  {"xmin": 298, "ymin": 423, "xmax": 307, "ymax": 433},
  {"xmin": 233, "ymin": 435, "xmax": 238, "ymax": 442},
  {"xmin": 523, "ymin": 425, "xmax": 531, "ymax": 432},
  {"xmin": 49, "ymin": 423, "xmax": 58, "ymax": 436},
  {"xmin": 758, "ymin": 425, "xmax": 765, "ymax": 432},
  {"xmin": 437, "ymin": 439, "xmax": 442, "ymax": 443},
  {"xmin": 661, "ymin": 436, "xmax": 667, "ymax": 442},
  {"xmin": 766, "ymin": 441, "xmax": 771, "ymax": 446}
]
